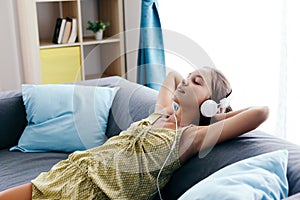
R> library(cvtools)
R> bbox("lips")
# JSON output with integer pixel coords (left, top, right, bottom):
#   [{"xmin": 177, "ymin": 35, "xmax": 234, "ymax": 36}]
[{"xmin": 176, "ymin": 86, "xmax": 185, "ymax": 94}]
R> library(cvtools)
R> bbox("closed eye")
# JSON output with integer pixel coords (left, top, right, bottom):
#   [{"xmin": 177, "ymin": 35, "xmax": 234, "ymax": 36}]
[{"xmin": 194, "ymin": 76, "xmax": 204, "ymax": 85}]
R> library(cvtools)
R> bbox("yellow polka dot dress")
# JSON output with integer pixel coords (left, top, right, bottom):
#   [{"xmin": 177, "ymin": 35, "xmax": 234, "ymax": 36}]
[{"xmin": 32, "ymin": 113, "xmax": 185, "ymax": 200}]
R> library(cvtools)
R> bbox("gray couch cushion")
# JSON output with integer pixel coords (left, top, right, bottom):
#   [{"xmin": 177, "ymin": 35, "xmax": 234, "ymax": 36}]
[{"xmin": 0, "ymin": 149, "xmax": 69, "ymax": 191}]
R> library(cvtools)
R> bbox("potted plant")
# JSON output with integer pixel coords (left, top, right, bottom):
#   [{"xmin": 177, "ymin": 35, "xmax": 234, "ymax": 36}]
[{"xmin": 86, "ymin": 20, "xmax": 110, "ymax": 40}]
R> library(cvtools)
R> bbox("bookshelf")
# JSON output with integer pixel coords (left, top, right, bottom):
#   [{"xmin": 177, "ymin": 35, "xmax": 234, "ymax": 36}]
[{"xmin": 17, "ymin": 0, "xmax": 126, "ymax": 84}]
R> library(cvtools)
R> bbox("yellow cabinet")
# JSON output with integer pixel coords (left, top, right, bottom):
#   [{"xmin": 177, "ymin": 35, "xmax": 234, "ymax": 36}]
[{"xmin": 40, "ymin": 46, "xmax": 82, "ymax": 84}]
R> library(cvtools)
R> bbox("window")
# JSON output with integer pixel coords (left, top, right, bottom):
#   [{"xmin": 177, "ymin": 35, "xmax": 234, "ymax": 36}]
[{"xmin": 159, "ymin": 0, "xmax": 300, "ymax": 144}]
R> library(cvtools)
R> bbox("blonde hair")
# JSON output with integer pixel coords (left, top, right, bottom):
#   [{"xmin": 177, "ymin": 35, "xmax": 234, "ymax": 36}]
[
  {"xmin": 203, "ymin": 66, "xmax": 232, "ymax": 103},
  {"xmin": 199, "ymin": 66, "xmax": 232, "ymax": 125}
]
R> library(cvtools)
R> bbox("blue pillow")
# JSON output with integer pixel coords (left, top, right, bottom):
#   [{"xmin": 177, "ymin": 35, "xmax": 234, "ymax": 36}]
[
  {"xmin": 10, "ymin": 84, "xmax": 119, "ymax": 152},
  {"xmin": 179, "ymin": 150, "xmax": 289, "ymax": 200}
]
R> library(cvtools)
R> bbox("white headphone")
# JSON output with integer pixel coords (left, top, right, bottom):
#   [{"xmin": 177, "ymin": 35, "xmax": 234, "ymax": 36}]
[{"xmin": 200, "ymin": 91, "xmax": 232, "ymax": 118}]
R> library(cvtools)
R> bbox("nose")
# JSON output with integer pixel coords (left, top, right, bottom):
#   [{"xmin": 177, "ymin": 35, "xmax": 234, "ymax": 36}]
[{"xmin": 181, "ymin": 78, "xmax": 188, "ymax": 86}]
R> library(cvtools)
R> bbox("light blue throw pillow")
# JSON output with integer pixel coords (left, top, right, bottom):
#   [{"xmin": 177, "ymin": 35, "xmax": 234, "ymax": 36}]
[
  {"xmin": 10, "ymin": 84, "xmax": 119, "ymax": 152},
  {"xmin": 179, "ymin": 150, "xmax": 289, "ymax": 200}
]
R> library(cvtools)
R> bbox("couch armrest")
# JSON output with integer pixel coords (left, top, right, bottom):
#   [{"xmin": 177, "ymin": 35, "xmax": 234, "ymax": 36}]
[{"xmin": 0, "ymin": 90, "xmax": 27, "ymax": 150}]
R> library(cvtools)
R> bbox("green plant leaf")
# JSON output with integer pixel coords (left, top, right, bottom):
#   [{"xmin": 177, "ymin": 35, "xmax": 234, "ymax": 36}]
[{"xmin": 86, "ymin": 20, "xmax": 110, "ymax": 33}]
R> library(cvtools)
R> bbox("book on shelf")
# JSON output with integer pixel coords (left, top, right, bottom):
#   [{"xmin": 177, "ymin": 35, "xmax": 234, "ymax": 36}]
[
  {"xmin": 67, "ymin": 18, "xmax": 77, "ymax": 44},
  {"xmin": 52, "ymin": 18, "xmax": 62, "ymax": 44},
  {"xmin": 61, "ymin": 17, "xmax": 72, "ymax": 44},
  {"xmin": 57, "ymin": 18, "xmax": 66, "ymax": 44},
  {"xmin": 52, "ymin": 17, "xmax": 77, "ymax": 44}
]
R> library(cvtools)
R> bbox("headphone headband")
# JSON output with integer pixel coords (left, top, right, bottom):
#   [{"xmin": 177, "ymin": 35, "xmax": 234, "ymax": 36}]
[
  {"xmin": 219, "ymin": 90, "xmax": 232, "ymax": 109},
  {"xmin": 226, "ymin": 90, "xmax": 232, "ymax": 98}
]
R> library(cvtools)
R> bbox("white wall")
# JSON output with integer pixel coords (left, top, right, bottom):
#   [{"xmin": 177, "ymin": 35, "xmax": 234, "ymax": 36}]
[
  {"xmin": 123, "ymin": 0, "xmax": 141, "ymax": 82},
  {"xmin": 0, "ymin": 1, "xmax": 23, "ymax": 91}
]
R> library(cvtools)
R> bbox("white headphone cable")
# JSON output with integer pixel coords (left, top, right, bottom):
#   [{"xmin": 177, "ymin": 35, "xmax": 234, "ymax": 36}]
[{"xmin": 156, "ymin": 111, "xmax": 178, "ymax": 200}]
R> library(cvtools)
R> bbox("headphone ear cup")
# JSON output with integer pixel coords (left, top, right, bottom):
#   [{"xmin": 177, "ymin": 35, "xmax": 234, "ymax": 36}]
[{"xmin": 200, "ymin": 100, "xmax": 218, "ymax": 117}]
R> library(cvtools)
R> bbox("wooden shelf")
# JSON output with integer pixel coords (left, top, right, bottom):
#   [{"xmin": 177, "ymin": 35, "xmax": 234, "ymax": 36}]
[
  {"xmin": 39, "ymin": 37, "xmax": 120, "ymax": 49},
  {"xmin": 18, "ymin": 0, "xmax": 126, "ymax": 84},
  {"xmin": 39, "ymin": 41, "xmax": 80, "ymax": 49},
  {"xmin": 82, "ymin": 37, "xmax": 120, "ymax": 46}
]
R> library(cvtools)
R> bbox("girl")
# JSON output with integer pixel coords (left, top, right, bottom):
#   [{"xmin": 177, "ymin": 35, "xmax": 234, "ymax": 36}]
[{"xmin": 0, "ymin": 66, "xmax": 268, "ymax": 200}]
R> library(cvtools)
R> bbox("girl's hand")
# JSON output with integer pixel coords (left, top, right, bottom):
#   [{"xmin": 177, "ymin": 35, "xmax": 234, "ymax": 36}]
[
  {"xmin": 155, "ymin": 71, "xmax": 183, "ymax": 115},
  {"xmin": 213, "ymin": 112, "xmax": 227, "ymax": 122}
]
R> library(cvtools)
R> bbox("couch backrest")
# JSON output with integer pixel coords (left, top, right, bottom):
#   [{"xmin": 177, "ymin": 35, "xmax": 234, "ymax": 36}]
[
  {"xmin": 76, "ymin": 76, "xmax": 158, "ymax": 138},
  {"xmin": 0, "ymin": 76, "xmax": 158, "ymax": 150}
]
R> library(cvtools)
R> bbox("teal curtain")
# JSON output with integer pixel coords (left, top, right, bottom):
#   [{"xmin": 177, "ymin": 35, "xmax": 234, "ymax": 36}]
[{"xmin": 137, "ymin": 0, "xmax": 166, "ymax": 91}]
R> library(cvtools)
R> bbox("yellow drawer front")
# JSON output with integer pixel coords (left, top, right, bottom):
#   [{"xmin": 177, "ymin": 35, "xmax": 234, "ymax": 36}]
[{"xmin": 40, "ymin": 46, "xmax": 82, "ymax": 84}]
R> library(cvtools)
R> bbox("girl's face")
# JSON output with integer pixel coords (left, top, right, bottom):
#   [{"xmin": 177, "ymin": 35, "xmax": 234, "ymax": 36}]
[{"xmin": 173, "ymin": 69, "xmax": 212, "ymax": 110}]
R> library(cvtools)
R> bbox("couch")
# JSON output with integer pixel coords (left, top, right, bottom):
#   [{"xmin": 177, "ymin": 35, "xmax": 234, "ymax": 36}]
[{"xmin": 1, "ymin": 76, "xmax": 300, "ymax": 199}]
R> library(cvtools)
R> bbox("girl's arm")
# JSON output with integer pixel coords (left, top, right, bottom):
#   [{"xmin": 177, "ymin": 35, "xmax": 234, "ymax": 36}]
[
  {"xmin": 179, "ymin": 106, "xmax": 269, "ymax": 163},
  {"xmin": 213, "ymin": 107, "xmax": 250, "ymax": 121},
  {"xmin": 154, "ymin": 71, "xmax": 183, "ymax": 115}
]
